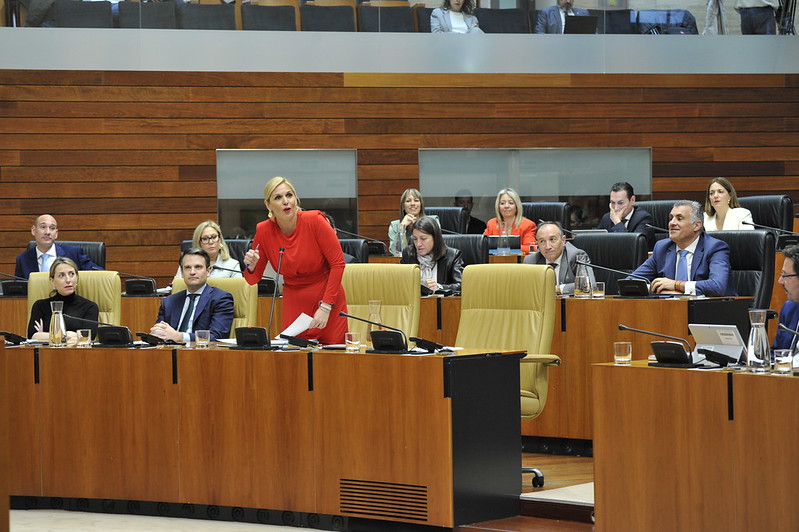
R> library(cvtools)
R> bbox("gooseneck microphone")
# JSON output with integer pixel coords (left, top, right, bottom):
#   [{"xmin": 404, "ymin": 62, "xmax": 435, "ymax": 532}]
[
  {"xmin": 0, "ymin": 272, "xmax": 26, "ymax": 281},
  {"xmin": 742, "ymin": 221, "xmax": 799, "ymax": 235},
  {"xmin": 0, "ymin": 272, "xmax": 28, "ymax": 296},
  {"xmin": 263, "ymin": 247, "xmax": 285, "ymax": 349},
  {"xmin": 618, "ymin": 323, "xmax": 692, "ymax": 355},
  {"xmin": 339, "ymin": 311, "xmax": 408, "ymax": 353},
  {"xmin": 645, "ymin": 223, "xmax": 669, "ymax": 233},
  {"xmin": 64, "ymin": 314, "xmax": 135, "ymax": 347},
  {"xmin": 212, "ymin": 265, "xmax": 244, "ymax": 275},
  {"xmin": 575, "ymin": 259, "xmax": 650, "ymax": 284},
  {"xmin": 92, "ymin": 266, "xmax": 157, "ymax": 295},
  {"xmin": 335, "ymin": 228, "xmax": 389, "ymax": 255},
  {"xmin": 64, "ymin": 314, "xmax": 117, "ymax": 328},
  {"xmin": 779, "ymin": 323, "xmax": 799, "ymax": 337}
]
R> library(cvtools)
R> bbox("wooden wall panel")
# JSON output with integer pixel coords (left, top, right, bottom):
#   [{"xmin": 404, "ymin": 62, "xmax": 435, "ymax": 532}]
[{"xmin": 0, "ymin": 71, "xmax": 797, "ymax": 288}]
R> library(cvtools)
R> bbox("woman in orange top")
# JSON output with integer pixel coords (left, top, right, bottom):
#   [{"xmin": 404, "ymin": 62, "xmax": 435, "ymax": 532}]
[
  {"xmin": 243, "ymin": 177, "xmax": 348, "ymax": 344},
  {"xmin": 483, "ymin": 188, "xmax": 537, "ymax": 254}
]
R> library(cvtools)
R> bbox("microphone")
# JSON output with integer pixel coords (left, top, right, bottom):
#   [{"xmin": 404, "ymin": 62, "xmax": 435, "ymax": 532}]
[
  {"xmin": 92, "ymin": 266, "xmax": 157, "ymax": 295},
  {"xmin": 212, "ymin": 265, "xmax": 244, "ymax": 275},
  {"xmin": 439, "ymin": 227, "xmax": 462, "ymax": 235},
  {"xmin": 618, "ymin": 323, "xmax": 693, "ymax": 355},
  {"xmin": 64, "ymin": 314, "xmax": 134, "ymax": 347},
  {"xmin": 575, "ymin": 259, "xmax": 650, "ymax": 284},
  {"xmin": 262, "ymin": 246, "xmax": 285, "ymax": 349},
  {"xmin": 339, "ymin": 311, "xmax": 408, "ymax": 353},
  {"xmin": 0, "ymin": 272, "xmax": 26, "ymax": 281},
  {"xmin": 335, "ymin": 228, "xmax": 388, "ymax": 255},
  {"xmin": 779, "ymin": 323, "xmax": 799, "ymax": 337},
  {"xmin": 645, "ymin": 223, "xmax": 669, "ymax": 233},
  {"xmin": 742, "ymin": 221, "xmax": 799, "ymax": 236},
  {"xmin": 0, "ymin": 272, "xmax": 28, "ymax": 296},
  {"xmin": 0, "ymin": 331, "xmax": 26, "ymax": 345},
  {"xmin": 64, "ymin": 314, "xmax": 117, "ymax": 328}
]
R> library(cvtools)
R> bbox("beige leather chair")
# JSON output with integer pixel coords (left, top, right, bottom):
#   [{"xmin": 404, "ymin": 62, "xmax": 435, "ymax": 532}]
[
  {"xmin": 171, "ymin": 277, "xmax": 257, "ymax": 339},
  {"xmin": 454, "ymin": 263, "xmax": 560, "ymax": 488},
  {"xmin": 341, "ymin": 263, "xmax": 420, "ymax": 344},
  {"xmin": 27, "ymin": 270, "xmax": 122, "ymax": 326}
]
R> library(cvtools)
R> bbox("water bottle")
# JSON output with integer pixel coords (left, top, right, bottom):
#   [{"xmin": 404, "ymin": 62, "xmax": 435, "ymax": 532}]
[
  {"xmin": 573, "ymin": 263, "xmax": 591, "ymax": 299},
  {"xmin": 49, "ymin": 300, "xmax": 67, "ymax": 347},
  {"xmin": 745, "ymin": 309, "xmax": 771, "ymax": 373}
]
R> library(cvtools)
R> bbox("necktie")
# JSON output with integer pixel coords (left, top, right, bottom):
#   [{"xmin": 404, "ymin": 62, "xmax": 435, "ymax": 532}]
[
  {"xmin": 178, "ymin": 294, "xmax": 199, "ymax": 333},
  {"xmin": 40, "ymin": 254, "xmax": 49, "ymax": 273},
  {"xmin": 676, "ymin": 250, "xmax": 689, "ymax": 282}
]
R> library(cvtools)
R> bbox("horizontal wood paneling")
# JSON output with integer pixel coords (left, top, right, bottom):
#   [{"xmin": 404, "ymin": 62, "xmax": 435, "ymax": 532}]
[{"xmin": 1, "ymin": 70, "xmax": 797, "ymax": 289}]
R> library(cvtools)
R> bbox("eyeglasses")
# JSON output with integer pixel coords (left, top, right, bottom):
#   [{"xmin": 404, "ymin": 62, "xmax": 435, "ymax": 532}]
[
  {"xmin": 200, "ymin": 234, "xmax": 220, "ymax": 244},
  {"xmin": 780, "ymin": 271, "xmax": 799, "ymax": 279}
]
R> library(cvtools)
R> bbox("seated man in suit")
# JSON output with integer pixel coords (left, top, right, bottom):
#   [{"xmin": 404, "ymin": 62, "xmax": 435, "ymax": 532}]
[
  {"xmin": 534, "ymin": 0, "xmax": 589, "ymax": 33},
  {"xmin": 631, "ymin": 200, "xmax": 736, "ymax": 297},
  {"xmin": 15, "ymin": 214, "xmax": 102, "ymax": 279},
  {"xmin": 597, "ymin": 182, "xmax": 655, "ymax": 248},
  {"xmin": 150, "ymin": 248, "xmax": 235, "ymax": 343},
  {"xmin": 454, "ymin": 190, "xmax": 487, "ymax": 235},
  {"xmin": 524, "ymin": 221, "xmax": 595, "ymax": 295},
  {"xmin": 774, "ymin": 244, "xmax": 799, "ymax": 349}
]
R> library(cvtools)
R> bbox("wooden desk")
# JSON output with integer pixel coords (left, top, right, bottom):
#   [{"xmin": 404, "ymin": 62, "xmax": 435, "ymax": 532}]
[
  {"xmin": 592, "ymin": 363, "xmax": 799, "ymax": 532},
  {"xmin": 7, "ymin": 346, "xmax": 521, "ymax": 528}
]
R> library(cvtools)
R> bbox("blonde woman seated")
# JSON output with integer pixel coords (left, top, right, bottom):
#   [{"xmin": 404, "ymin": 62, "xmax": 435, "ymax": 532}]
[
  {"xmin": 28, "ymin": 257, "xmax": 99, "ymax": 341},
  {"xmin": 400, "ymin": 216, "xmax": 464, "ymax": 295},
  {"xmin": 431, "ymin": 0, "xmax": 483, "ymax": 33},
  {"xmin": 176, "ymin": 220, "xmax": 243, "ymax": 279},
  {"xmin": 388, "ymin": 188, "xmax": 440, "ymax": 256},
  {"xmin": 703, "ymin": 177, "xmax": 754, "ymax": 231},
  {"xmin": 483, "ymin": 188, "xmax": 537, "ymax": 254}
]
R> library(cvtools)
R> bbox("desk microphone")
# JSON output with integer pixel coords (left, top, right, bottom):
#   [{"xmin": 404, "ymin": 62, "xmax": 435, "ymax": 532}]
[
  {"xmin": 64, "ymin": 314, "xmax": 117, "ymax": 328},
  {"xmin": 574, "ymin": 259, "xmax": 649, "ymax": 283},
  {"xmin": 439, "ymin": 227, "xmax": 462, "ymax": 235},
  {"xmin": 0, "ymin": 272, "xmax": 26, "ymax": 281},
  {"xmin": 618, "ymin": 323, "xmax": 693, "ymax": 355},
  {"xmin": 339, "ymin": 311, "xmax": 408, "ymax": 353},
  {"xmin": 0, "ymin": 272, "xmax": 28, "ymax": 296},
  {"xmin": 645, "ymin": 223, "xmax": 670, "ymax": 233},
  {"xmin": 741, "ymin": 221, "xmax": 799, "ymax": 235},
  {"xmin": 64, "ymin": 314, "xmax": 135, "ymax": 347},
  {"xmin": 92, "ymin": 266, "xmax": 157, "ymax": 295},
  {"xmin": 335, "ymin": 228, "xmax": 389, "ymax": 255},
  {"xmin": 778, "ymin": 323, "xmax": 799, "ymax": 337},
  {"xmin": 212, "ymin": 265, "xmax": 244, "ymax": 275}
]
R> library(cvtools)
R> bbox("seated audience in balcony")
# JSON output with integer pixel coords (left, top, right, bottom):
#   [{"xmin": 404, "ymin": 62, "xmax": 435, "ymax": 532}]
[{"xmin": 431, "ymin": 0, "xmax": 483, "ymax": 33}]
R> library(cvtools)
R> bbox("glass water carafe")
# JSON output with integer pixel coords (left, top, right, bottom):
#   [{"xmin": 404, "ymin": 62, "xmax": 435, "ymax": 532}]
[
  {"xmin": 497, "ymin": 222, "xmax": 511, "ymax": 256},
  {"xmin": 49, "ymin": 300, "xmax": 67, "ymax": 347},
  {"xmin": 367, "ymin": 299, "xmax": 383, "ymax": 344},
  {"xmin": 746, "ymin": 309, "xmax": 771, "ymax": 373}
]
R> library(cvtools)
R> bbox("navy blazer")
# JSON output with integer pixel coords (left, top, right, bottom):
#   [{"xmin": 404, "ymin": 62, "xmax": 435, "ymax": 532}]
[
  {"xmin": 15, "ymin": 244, "xmax": 101, "ymax": 279},
  {"xmin": 156, "ymin": 285, "xmax": 234, "ymax": 341},
  {"xmin": 534, "ymin": 5, "xmax": 590, "ymax": 34},
  {"xmin": 597, "ymin": 207, "xmax": 655, "ymax": 248},
  {"xmin": 631, "ymin": 232, "xmax": 736, "ymax": 297},
  {"xmin": 774, "ymin": 300, "xmax": 799, "ymax": 349}
]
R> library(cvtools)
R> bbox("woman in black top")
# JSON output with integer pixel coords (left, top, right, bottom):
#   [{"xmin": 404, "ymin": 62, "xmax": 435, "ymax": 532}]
[
  {"xmin": 28, "ymin": 257, "xmax": 100, "ymax": 341},
  {"xmin": 400, "ymin": 216, "xmax": 464, "ymax": 295}
]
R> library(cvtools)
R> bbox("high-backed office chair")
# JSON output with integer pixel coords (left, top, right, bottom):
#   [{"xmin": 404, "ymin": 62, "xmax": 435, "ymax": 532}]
[
  {"xmin": 177, "ymin": 2, "xmax": 236, "ymax": 29},
  {"xmin": 300, "ymin": 0, "xmax": 356, "ymax": 31},
  {"xmin": 475, "ymin": 7, "xmax": 529, "ymax": 33},
  {"xmin": 521, "ymin": 202, "xmax": 571, "ymax": 232},
  {"xmin": 55, "ymin": 0, "xmax": 113, "ymax": 27},
  {"xmin": 118, "ymin": 1, "xmax": 177, "ymax": 28},
  {"xmin": 171, "ymin": 277, "xmax": 257, "ymax": 338},
  {"xmin": 339, "ymin": 238, "xmax": 369, "ymax": 263},
  {"xmin": 241, "ymin": 0, "xmax": 299, "ymax": 30},
  {"xmin": 181, "ymin": 239, "xmax": 251, "ymax": 271},
  {"xmin": 27, "ymin": 270, "xmax": 122, "ymax": 327},
  {"xmin": 571, "ymin": 232, "xmax": 648, "ymax": 295},
  {"xmin": 588, "ymin": 8, "xmax": 634, "ymax": 34},
  {"xmin": 634, "ymin": 200, "xmax": 674, "ymax": 248},
  {"xmin": 707, "ymin": 230, "xmax": 775, "ymax": 309},
  {"xmin": 27, "ymin": 240, "xmax": 106, "ymax": 270},
  {"xmin": 454, "ymin": 264, "xmax": 559, "ymax": 487},
  {"xmin": 412, "ymin": 4, "xmax": 432, "ymax": 31},
  {"xmin": 357, "ymin": 4, "xmax": 413, "ymax": 31},
  {"xmin": 738, "ymin": 195, "xmax": 794, "ymax": 237},
  {"xmin": 340, "ymin": 263, "xmax": 420, "ymax": 342},
  {"xmin": 425, "ymin": 207, "xmax": 469, "ymax": 234},
  {"xmin": 636, "ymin": 8, "xmax": 698, "ymax": 34},
  {"xmin": 442, "ymin": 234, "xmax": 488, "ymax": 266}
]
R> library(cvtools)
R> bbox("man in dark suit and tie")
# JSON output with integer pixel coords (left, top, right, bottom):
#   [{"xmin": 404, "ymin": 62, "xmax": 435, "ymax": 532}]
[
  {"xmin": 774, "ymin": 245, "xmax": 799, "ymax": 350},
  {"xmin": 524, "ymin": 221, "xmax": 595, "ymax": 295},
  {"xmin": 631, "ymin": 200, "xmax": 735, "ymax": 297},
  {"xmin": 150, "ymin": 248, "xmax": 234, "ymax": 343},
  {"xmin": 14, "ymin": 214, "xmax": 102, "ymax": 279},
  {"xmin": 534, "ymin": 0, "xmax": 590, "ymax": 33},
  {"xmin": 597, "ymin": 182, "xmax": 655, "ymax": 248}
]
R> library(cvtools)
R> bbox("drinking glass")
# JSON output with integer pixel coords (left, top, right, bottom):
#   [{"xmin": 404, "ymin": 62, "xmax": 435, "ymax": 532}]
[
  {"xmin": 574, "ymin": 276, "xmax": 591, "ymax": 299},
  {"xmin": 773, "ymin": 349, "xmax": 793, "ymax": 376},
  {"xmin": 592, "ymin": 281, "xmax": 605, "ymax": 298},
  {"xmin": 76, "ymin": 329, "xmax": 92, "ymax": 348},
  {"xmin": 614, "ymin": 341, "xmax": 632, "ymax": 365},
  {"xmin": 195, "ymin": 330, "xmax": 211, "ymax": 349},
  {"xmin": 345, "ymin": 332, "xmax": 361, "ymax": 353}
]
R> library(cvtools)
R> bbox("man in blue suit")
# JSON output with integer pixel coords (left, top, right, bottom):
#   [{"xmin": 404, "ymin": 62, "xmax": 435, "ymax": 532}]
[
  {"xmin": 150, "ymin": 248, "xmax": 234, "ymax": 343},
  {"xmin": 15, "ymin": 214, "xmax": 102, "ymax": 278},
  {"xmin": 774, "ymin": 245, "xmax": 799, "ymax": 350},
  {"xmin": 631, "ymin": 200, "xmax": 735, "ymax": 297},
  {"xmin": 534, "ymin": 0, "xmax": 590, "ymax": 33}
]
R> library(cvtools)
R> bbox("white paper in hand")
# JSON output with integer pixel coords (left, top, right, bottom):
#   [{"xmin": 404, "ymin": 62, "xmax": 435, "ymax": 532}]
[{"xmin": 281, "ymin": 313, "xmax": 313, "ymax": 337}]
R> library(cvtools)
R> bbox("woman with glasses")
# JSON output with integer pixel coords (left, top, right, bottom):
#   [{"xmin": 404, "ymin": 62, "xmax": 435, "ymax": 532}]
[{"xmin": 176, "ymin": 220, "xmax": 242, "ymax": 279}]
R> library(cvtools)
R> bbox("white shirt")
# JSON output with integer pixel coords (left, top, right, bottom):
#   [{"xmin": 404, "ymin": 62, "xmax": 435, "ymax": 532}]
[
  {"xmin": 449, "ymin": 11, "xmax": 468, "ymax": 33},
  {"xmin": 676, "ymin": 235, "xmax": 700, "ymax": 296},
  {"xmin": 560, "ymin": 7, "xmax": 573, "ymax": 32}
]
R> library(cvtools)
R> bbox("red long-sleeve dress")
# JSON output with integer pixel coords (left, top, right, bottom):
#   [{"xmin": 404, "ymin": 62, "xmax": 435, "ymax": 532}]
[{"xmin": 244, "ymin": 210, "xmax": 348, "ymax": 344}]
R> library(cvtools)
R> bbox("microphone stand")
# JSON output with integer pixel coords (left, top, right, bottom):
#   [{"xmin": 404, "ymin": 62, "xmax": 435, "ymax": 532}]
[
  {"xmin": 335, "ymin": 228, "xmax": 388, "ymax": 255},
  {"xmin": 618, "ymin": 323, "xmax": 693, "ymax": 356},
  {"xmin": 212, "ymin": 265, "xmax": 244, "ymax": 275},
  {"xmin": 741, "ymin": 221, "xmax": 799, "ymax": 236},
  {"xmin": 0, "ymin": 272, "xmax": 28, "ymax": 296},
  {"xmin": 575, "ymin": 259, "xmax": 650, "ymax": 284},
  {"xmin": 339, "ymin": 311, "xmax": 408, "ymax": 353},
  {"xmin": 645, "ymin": 223, "xmax": 670, "ymax": 234},
  {"xmin": 264, "ymin": 247, "xmax": 285, "ymax": 348},
  {"xmin": 93, "ymin": 266, "xmax": 157, "ymax": 295}
]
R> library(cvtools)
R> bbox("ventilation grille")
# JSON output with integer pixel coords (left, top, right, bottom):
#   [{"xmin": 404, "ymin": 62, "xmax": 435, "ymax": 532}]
[{"xmin": 339, "ymin": 478, "xmax": 428, "ymax": 521}]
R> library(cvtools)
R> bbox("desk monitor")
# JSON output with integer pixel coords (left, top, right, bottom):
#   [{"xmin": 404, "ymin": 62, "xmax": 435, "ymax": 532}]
[
  {"xmin": 687, "ymin": 298, "xmax": 751, "ymax": 341},
  {"xmin": 571, "ymin": 229, "xmax": 608, "ymax": 235},
  {"xmin": 777, "ymin": 234, "xmax": 799, "ymax": 251},
  {"xmin": 564, "ymin": 15, "xmax": 598, "ymax": 34},
  {"xmin": 689, "ymin": 323, "xmax": 746, "ymax": 364}
]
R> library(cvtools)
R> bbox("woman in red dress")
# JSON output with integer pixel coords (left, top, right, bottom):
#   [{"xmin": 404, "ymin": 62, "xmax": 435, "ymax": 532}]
[{"xmin": 243, "ymin": 177, "xmax": 348, "ymax": 344}]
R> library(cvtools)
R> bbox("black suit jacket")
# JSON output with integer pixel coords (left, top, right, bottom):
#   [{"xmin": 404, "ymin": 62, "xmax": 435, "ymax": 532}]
[
  {"xmin": 156, "ymin": 285, "xmax": 235, "ymax": 341},
  {"xmin": 400, "ymin": 246, "xmax": 465, "ymax": 295},
  {"xmin": 597, "ymin": 207, "xmax": 655, "ymax": 248}
]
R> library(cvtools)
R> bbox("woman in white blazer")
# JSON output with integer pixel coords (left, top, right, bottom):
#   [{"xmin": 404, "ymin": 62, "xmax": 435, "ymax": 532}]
[
  {"xmin": 703, "ymin": 177, "xmax": 754, "ymax": 231},
  {"xmin": 430, "ymin": 0, "xmax": 483, "ymax": 33}
]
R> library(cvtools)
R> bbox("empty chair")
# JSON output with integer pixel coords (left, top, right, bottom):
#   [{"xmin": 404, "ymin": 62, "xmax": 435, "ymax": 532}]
[
  {"xmin": 738, "ymin": 195, "xmax": 794, "ymax": 237},
  {"xmin": 358, "ymin": 4, "xmax": 413, "ymax": 31},
  {"xmin": 118, "ymin": 1, "xmax": 177, "ymax": 28},
  {"xmin": 300, "ymin": 0, "xmax": 356, "ymax": 31},
  {"xmin": 521, "ymin": 202, "xmax": 571, "ymax": 232},
  {"xmin": 27, "ymin": 240, "xmax": 106, "ymax": 270},
  {"xmin": 634, "ymin": 199, "xmax": 675, "ymax": 247},
  {"xmin": 571, "ymin": 232, "xmax": 648, "ymax": 295},
  {"xmin": 475, "ymin": 7, "xmax": 528, "ymax": 33},
  {"xmin": 588, "ymin": 8, "xmax": 634, "ymax": 34},
  {"xmin": 442, "ymin": 234, "xmax": 488, "ymax": 266},
  {"xmin": 412, "ymin": 4, "xmax": 432, "ymax": 32},
  {"xmin": 177, "ymin": 2, "xmax": 236, "ymax": 29},
  {"xmin": 55, "ymin": 0, "xmax": 113, "ymax": 27},
  {"xmin": 426, "ymin": 206, "xmax": 469, "ymax": 234},
  {"xmin": 637, "ymin": 9, "xmax": 698, "ymax": 34},
  {"xmin": 241, "ymin": 0, "xmax": 299, "ymax": 30},
  {"xmin": 707, "ymin": 230, "xmax": 775, "ymax": 309},
  {"xmin": 339, "ymin": 238, "xmax": 369, "ymax": 263}
]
